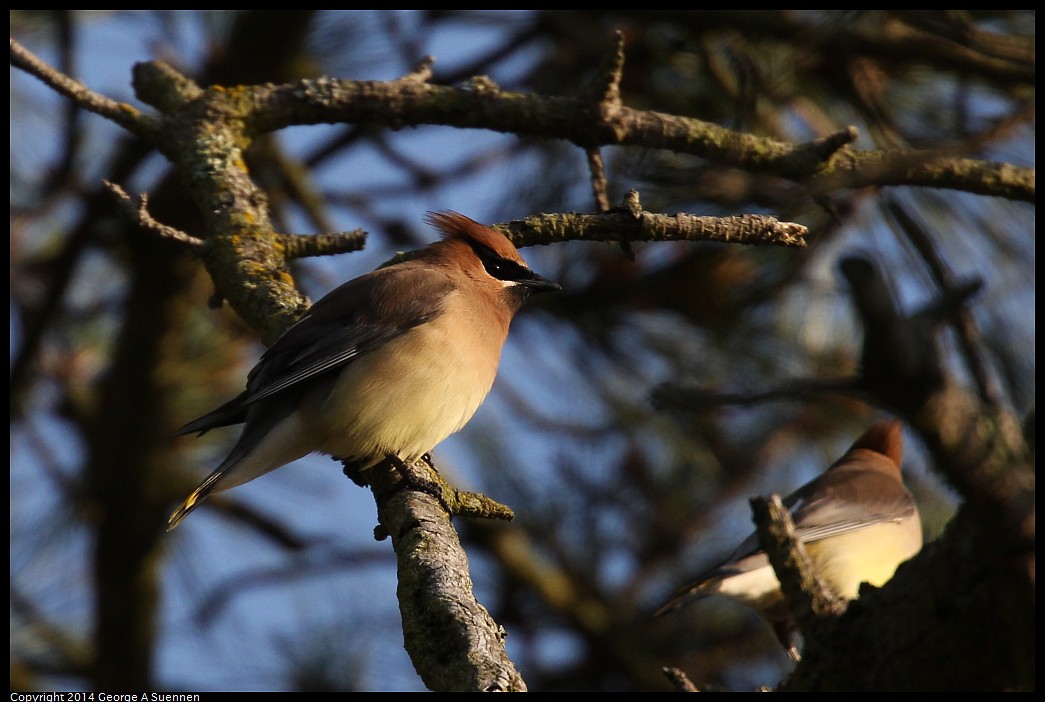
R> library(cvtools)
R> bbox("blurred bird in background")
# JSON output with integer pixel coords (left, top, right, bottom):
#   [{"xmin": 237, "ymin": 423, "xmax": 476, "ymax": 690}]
[
  {"xmin": 656, "ymin": 419, "xmax": 923, "ymax": 661},
  {"xmin": 169, "ymin": 212, "xmax": 560, "ymax": 530}
]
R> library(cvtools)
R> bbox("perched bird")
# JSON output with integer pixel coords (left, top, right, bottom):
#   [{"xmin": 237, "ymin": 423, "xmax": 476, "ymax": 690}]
[
  {"xmin": 655, "ymin": 419, "xmax": 922, "ymax": 661},
  {"xmin": 168, "ymin": 211, "xmax": 560, "ymax": 531}
]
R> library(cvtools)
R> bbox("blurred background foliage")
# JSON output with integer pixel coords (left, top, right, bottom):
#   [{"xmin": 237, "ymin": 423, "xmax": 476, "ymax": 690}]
[{"xmin": 10, "ymin": 10, "xmax": 1034, "ymax": 692}]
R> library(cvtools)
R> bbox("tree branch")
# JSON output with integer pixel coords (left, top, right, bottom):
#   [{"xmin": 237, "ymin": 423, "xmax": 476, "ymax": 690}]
[
  {"xmin": 500, "ymin": 207, "xmax": 808, "ymax": 249},
  {"xmin": 10, "ymin": 36, "xmax": 157, "ymax": 140},
  {"xmin": 13, "ymin": 36, "xmax": 1032, "ymax": 203},
  {"xmin": 367, "ymin": 460, "xmax": 526, "ymax": 692},
  {"xmin": 104, "ymin": 181, "xmax": 205, "ymax": 249},
  {"xmin": 750, "ymin": 495, "xmax": 846, "ymax": 646}
]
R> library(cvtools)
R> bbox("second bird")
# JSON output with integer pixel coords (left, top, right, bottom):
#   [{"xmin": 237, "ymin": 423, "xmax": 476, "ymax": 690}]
[
  {"xmin": 168, "ymin": 211, "xmax": 560, "ymax": 531},
  {"xmin": 656, "ymin": 419, "xmax": 923, "ymax": 661}
]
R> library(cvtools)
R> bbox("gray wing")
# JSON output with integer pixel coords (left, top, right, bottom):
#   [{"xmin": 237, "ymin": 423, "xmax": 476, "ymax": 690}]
[
  {"xmin": 654, "ymin": 463, "xmax": 915, "ymax": 614},
  {"xmin": 711, "ymin": 465, "xmax": 916, "ymax": 565},
  {"xmin": 175, "ymin": 265, "xmax": 452, "ymax": 436},
  {"xmin": 783, "ymin": 463, "xmax": 917, "ymax": 544}
]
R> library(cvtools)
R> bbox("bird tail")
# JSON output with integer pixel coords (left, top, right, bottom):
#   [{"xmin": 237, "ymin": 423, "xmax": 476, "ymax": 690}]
[
  {"xmin": 174, "ymin": 390, "xmax": 251, "ymax": 437},
  {"xmin": 167, "ymin": 468, "xmax": 229, "ymax": 531},
  {"xmin": 653, "ymin": 581, "xmax": 712, "ymax": 617}
]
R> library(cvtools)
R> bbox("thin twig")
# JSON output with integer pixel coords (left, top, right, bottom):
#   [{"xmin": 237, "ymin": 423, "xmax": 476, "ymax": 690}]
[
  {"xmin": 586, "ymin": 148, "xmax": 611, "ymax": 213},
  {"xmin": 10, "ymin": 37, "xmax": 157, "ymax": 139},
  {"xmin": 103, "ymin": 181, "xmax": 205, "ymax": 249},
  {"xmin": 662, "ymin": 666, "xmax": 701, "ymax": 692}
]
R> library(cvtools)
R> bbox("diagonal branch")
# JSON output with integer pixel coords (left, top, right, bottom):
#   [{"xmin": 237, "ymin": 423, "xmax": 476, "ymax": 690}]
[
  {"xmin": 750, "ymin": 495, "xmax": 846, "ymax": 642},
  {"xmin": 10, "ymin": 36, "xmax": 157, "ymax": 140}
]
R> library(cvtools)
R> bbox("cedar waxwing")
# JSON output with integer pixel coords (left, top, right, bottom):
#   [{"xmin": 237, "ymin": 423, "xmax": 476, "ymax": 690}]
[
  {"xmin": 656, "ymin": 419, "xmax": 922, "ymax": 661},
  {"xmin": 168, "ymin": 211, "xmax": 560, "ymax": 531}
]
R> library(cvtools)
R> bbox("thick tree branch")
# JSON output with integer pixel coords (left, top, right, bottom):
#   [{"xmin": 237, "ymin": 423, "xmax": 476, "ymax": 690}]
[
  {"xmin": 251, "ymin": 74, "xmax": 1029, "ymax": 201},
  {"xmin": 13, "ymin": 36, "xmax": 1032, "ymax": 206},
  {"xmin": 367, "ymin": 460, "xmax": 526, "ymax": 692}
]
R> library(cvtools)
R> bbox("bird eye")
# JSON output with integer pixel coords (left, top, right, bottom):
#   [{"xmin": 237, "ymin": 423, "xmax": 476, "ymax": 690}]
[{"xmin": 476, "ymin": 246, "xmax": 522, "ymax": 281}]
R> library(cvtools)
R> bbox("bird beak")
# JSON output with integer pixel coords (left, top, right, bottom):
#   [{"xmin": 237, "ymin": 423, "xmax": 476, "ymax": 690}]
[{"xmin": 516, "ymin": 272, "xmax": 561, "ymax": 295}]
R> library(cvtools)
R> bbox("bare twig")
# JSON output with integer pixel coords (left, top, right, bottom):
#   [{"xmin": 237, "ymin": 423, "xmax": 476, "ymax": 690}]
[
  {"xmin": 103, "ymin": 181, "xmax": 205, "ymax": 249},
  {"xmin": 277, "ymin": 230, "xmax": 368, "ymax": 260},
  {"xmin": 10, "ymin": 37, "xmax": 157, "ymax": 139},
  {"xmin": 403, "ymin": 55, "xmax": 436, "ymax": 83},
  {"xmin": 662, "ymin": 666, "xmax": 702, "ymax": 692},
  {"xmin": 500, "ymin": 209, "xmax": 808, "ymax": 249},
  {"xmin": 586, "ymin": 148, "xmax": 611, "ymax": 213}
]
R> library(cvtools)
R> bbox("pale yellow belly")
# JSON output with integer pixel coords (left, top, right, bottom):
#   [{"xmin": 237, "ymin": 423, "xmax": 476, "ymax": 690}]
[
  {"xmin": 302, "ymin": 323, "xmax": 499, "ymax": 463},
  {"xmin": 805, "ymin": 519, "xmax": 923, "ymax": 599}
]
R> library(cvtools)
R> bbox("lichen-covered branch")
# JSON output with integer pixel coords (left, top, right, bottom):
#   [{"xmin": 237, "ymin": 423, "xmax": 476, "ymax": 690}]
[
  {"xmin": 250, "ymin": 70, "xmax": 1030, "ymax": 201},
  {"xmin": 13, "ymin": 35, "xmax": 1031, "ymax": 208},
  {"xmin": 501, "ymin": 208, "xmax": 808, "ymax": 249},
  {"xmin": 367, "ymin": 461, "xmax": 526, "ymax": 692},
  {"xmin": 750, "ymin": 495, "xmax": 846, "ymax": 641}
]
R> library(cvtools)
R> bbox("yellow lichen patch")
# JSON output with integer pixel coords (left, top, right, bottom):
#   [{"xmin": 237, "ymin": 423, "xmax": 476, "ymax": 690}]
[{"xmin": 238, "ymin": 260, "xmax": 269, "ymax": 278}]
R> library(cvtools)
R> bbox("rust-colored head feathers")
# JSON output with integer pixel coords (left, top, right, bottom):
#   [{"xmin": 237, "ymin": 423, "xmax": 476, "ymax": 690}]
[
  {"xmin": 838, "ymin": 419, "xmax": 904, "ymax": 471},
  {"xmin": 424, "ymin": 210, "xmax": 527, "ymax": 264}
]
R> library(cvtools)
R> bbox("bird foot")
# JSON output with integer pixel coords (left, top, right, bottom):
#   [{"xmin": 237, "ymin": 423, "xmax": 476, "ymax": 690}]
[
  {"xmin": 384, "ymin": 454, "xmax": 454, "ymax": 515},
  {"xmin": 338, "ymin": 457, "xmax": 370, "ymax": 487},
  {"xmin": 374, "ymin": 454, "xmax": 515, "ymax": 523}
]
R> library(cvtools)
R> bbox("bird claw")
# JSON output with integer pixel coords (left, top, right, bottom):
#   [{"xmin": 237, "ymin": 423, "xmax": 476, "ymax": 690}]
[
  {"xmin": 380, "ymin": 454, "xmax": 455, "ymax": 517},
  {"xmin": 374, "ymin": 454, "xmax": 515, "ymax": 523},
  {"xmin": 338, "ymin": 457, "xmax": 370, "ymax": 487}
]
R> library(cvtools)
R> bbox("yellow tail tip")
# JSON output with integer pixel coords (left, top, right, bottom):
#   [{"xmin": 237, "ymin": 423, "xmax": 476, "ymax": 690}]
[{"xmin": 167, "ymin": 491, "xmax": 203, "ymax": 532}]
